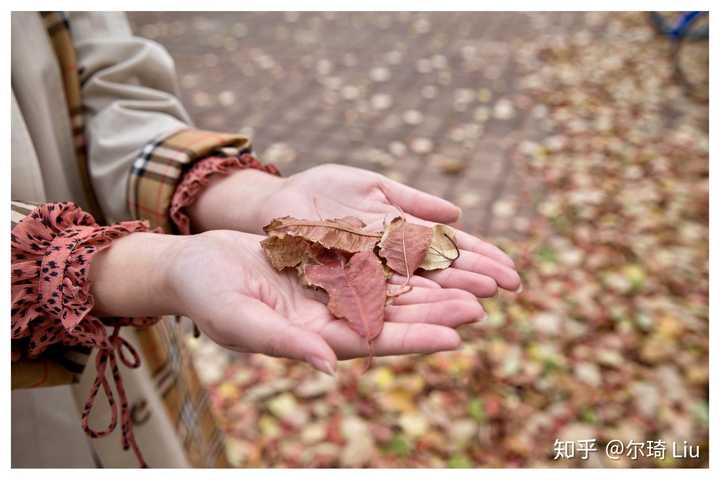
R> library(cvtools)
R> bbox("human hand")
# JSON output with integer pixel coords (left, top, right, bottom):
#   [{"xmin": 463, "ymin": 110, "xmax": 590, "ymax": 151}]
[
  {"xmin": 90, "ymin": 230, "xmax": 485, "ymax": 375},
  {"xmin": 189, "ymin": 164, "xmax": 521, "ymax": 297}
]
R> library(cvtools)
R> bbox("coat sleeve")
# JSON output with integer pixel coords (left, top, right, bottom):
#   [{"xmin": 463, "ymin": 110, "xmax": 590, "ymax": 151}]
[
  {"xmin": 10, "ymin": 200, "xmax": 153, "ymax": 389},
  {"xmin": 11, "ymin": 200, "xmax": 88, "ymax": 388},
  {"xmin": 67, "ymin": 12, "xmax": 254, "ymax": 231}
]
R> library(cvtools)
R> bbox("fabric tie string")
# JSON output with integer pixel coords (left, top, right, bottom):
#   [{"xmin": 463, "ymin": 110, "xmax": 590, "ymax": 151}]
[{"xmin": 80, "ymin": 326, "xmax": 147, "ymax": 468}]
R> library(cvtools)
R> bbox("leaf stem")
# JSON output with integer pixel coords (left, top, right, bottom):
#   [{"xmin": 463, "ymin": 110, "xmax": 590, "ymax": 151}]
[
  {"xmin": 427, "ymin": 233, "xmax": 461, "ymax": 262},
  {"xmin": 274, "ymin": 219, "xmax": 382, "ymax": 238}
]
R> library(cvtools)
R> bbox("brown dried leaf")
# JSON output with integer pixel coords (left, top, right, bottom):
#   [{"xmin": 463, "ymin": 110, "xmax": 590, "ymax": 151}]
[
  {"xmin": 419, "ymin": 224, "xmax": 460, "ymax": 271},
  {"xmin": 263, "ymin": 216, "xmax": 381, "ymax": 254},
  {"xmin": 260, "ymin": 236, "xmax": 314, "ymax": 270},
  {"xmin": 304, "ymin": 251, "xmax": 386, "ymax": 343},
  {"xmin": 382, "ymin": 263, "xmax": 395, "ymax": 280},
  {"xmin": 260, "ymin": 235, "xmax": 339, "ymax": 271},
  {"xmin": 330, "ymin": 216, "xmax": 367, "ymax": 229},
  {"xmin": 378, "ymin": 217, "xmax": 433, "ymax": 277}
]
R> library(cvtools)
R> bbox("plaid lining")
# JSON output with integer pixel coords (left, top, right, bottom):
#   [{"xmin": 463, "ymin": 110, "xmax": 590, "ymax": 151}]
[
  {"xmin": 128, "ymin": 129, "xmax": 252, "ymax": 232},
  {"xmin": 11, "ymin": 200, "xmax": 41, "ymax": 228},
  {"xmin": 11, "ymin": 345, "xmax": 92, "ymax": 389},
  {"xmin": 13, "ymin": 13, "xmax": 234, "ymax": 466},
  {"xmin": 40, "ymin": 12, "xmax": 105, "ymax": 223},
  {"xmin": 135, "ymin": 318, "xmax": 229, "ymax": 467}
]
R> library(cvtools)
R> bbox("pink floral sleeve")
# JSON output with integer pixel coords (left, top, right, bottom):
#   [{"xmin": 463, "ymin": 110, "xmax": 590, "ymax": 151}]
[
  {"xmin": 11, "ymin": 201, "xmax": 158, "ymax": 467},
  {"xmin": 169, "ymin": 153, "xmax": 280, "ymax": 234}
]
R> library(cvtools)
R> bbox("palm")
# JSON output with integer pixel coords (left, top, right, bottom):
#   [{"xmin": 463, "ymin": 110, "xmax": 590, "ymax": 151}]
[
  {"xmin": 171, "ymin": 230, "xmax": 485, "ymax": 372},
  {"xmin": 262, "ymin": 165, "xmax": 400, "ymax": 231},
  {"xmin": 260, "ymin": 164, "xmax": 522, "ymax": 297}
]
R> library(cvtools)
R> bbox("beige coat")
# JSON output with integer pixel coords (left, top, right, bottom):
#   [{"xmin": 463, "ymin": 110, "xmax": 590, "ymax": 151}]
[{"xmin": 11, "ymin": 12, "xmax": 234, "ymax": 468}]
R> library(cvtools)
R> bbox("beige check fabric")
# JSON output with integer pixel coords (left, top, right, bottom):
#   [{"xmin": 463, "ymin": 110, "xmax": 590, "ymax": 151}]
[
  {"xmin": 10, "ymin": 14, "xmax": 241, "ymax": 467},
  {"xmin": 135, "ymin": 318, "xmax": 229, "ymax": 467},
  {"xmin": 40, "ymin": 12, "xmax": 105, "ymax": 223},
  {"xmin": 128, "ymin": 129, "xmax": 252, "ymax": 232}
]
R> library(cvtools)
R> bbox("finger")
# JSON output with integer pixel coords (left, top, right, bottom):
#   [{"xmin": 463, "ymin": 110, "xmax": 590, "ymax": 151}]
[
  {"xmin": 385, "ymin": 300, "xmax": 485, "ymax": 327},
  {"xmin": 389, "ymin": 286, "xmax": 478, "ymax": 305},
  {"xmin": 453, "ymin": 249, "xmax": 522, "ymax": 292},
  {"xmin": 454, "ymin": 229, "xmax": 515, "ymax": 268},
  {"xmin": 211, "ymin": 297, "xmax": 337, "ymax": 375},
  {"xmin": 380, "ymin": 178, "xmax": 461, "ymax": 224},
  {"xmin": 401, "ymin": 212, "xmax": 515, "ymax": 269},
  {"xmin": 420, "ymin": 267, "xmax": 498, "ymax": 298},
  {"xmin": 388, "ymin": 273, "xmax": 441, "ymax": 289},
  {"xmin": 320, "ymin": 321, "xmax": 461, "ymax": 359}
]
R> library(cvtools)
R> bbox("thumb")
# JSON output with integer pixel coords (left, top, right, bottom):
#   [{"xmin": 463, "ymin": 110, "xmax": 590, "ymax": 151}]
[{"xmin": 234, "ymin": 297, "xmax": 337, "ymax": 376}]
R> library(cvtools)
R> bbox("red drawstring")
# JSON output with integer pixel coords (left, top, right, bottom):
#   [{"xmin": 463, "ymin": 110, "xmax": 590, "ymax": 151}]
[{"xmin": 80, "ymin": 326, "xmax": 148, "ymax": 468}]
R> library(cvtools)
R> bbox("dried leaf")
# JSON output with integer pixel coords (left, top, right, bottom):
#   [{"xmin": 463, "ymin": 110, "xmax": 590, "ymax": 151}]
[
  {"xmin": 378, "ymin": 217, "xmax": 433, "ymax": 277},
  {"xmin": 304, "ymin": 251, "xmax": 386, "ymax": 343},
  {"xmin": 260, "ymin": 236, "xmax": 315, "ymax": 270},
  {"xmin": 382, "ymin": 264, "xmax": 395, "ymax": 280},
  {"xmin": 295, "ymin": 249, "xmax": 346, "ymax": 287},
  {"xmin": 419, "ymin": 225, "xmax": 460, "ymax": 271},
  {"xmin": 260, "ymin": 215, "xmax": 458, "ymax": 368},
  {"xmin": 263, "ymin": 216, "xmax": 381, "ymax": 254},
  {"xmin": 261, "ymin": 234, "xmax": 340, "ymax": 272},
  {"xmin": 387, "ymin": 285, "xmax": 412, "ymax": 301}
]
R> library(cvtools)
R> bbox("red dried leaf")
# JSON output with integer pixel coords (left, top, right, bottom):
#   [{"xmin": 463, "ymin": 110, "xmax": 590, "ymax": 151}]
[
  {"xmin": 263, "ymin": 216, "xmax": 381, "ymax": 254},
  {"xmin": 304, "ymin": 251, "xmax": 386, "ymax": 343},
  {"xmin": 378, "ymin": 217, "xmax": 433, "ymax": 278}
]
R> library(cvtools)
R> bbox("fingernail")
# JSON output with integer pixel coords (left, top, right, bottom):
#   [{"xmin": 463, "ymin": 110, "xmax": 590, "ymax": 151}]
[
  {"xmin": 308, "ymin": 356, "xmax": 336, "ymax": 377},
  {"xmin": 514, "ymin": 284, "xmax": 524, "ymax": 294}
]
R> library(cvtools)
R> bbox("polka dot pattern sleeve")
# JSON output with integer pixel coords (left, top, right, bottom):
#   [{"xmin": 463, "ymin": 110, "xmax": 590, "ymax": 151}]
[{"xmin": 11, "ymin": 201, "xmax": 158, "ymax": 467}]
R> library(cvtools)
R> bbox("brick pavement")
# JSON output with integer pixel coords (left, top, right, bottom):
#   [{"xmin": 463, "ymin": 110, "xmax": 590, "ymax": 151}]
[{"xmin": 128, "ymin": 12, "xmax": 588, "ymax": 238}]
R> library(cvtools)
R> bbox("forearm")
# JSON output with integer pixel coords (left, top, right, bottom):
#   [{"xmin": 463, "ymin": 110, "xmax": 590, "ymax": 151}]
[
  {"xmin": 89, "ymin": 232, "xmax": 187, "ymax": 318},
  {"xmin": 187, "ymin": 168, "xmax": 285, "ymax": 234}
]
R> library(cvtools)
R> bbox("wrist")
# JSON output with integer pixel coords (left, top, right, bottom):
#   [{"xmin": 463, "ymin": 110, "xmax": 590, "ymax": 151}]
[
  {"xmin": 90, "ymin": 232, "xmax": 189, "ymax": 318},
  {"xmin": 187, "ymin": 168, "xmax": 286, "ymax": 234}
]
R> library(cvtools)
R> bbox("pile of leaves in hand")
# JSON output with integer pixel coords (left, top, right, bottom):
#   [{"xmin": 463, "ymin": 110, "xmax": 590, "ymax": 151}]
[{"xmin": 260, "ymin": 215, "xmax": 460, "ymax": 364}]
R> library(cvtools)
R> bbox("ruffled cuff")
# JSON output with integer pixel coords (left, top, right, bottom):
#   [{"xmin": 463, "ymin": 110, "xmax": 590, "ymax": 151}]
[
  {"xmin": 11, "ymin": 202, "xmax": 162, "ymax": 466},
  {"xmin": 11, "ymin": 202, "xmax": 157, "ymax": 359},
  {"xmin": 169, "ymin": 153, "xmax": 281, "ymax": 235}
]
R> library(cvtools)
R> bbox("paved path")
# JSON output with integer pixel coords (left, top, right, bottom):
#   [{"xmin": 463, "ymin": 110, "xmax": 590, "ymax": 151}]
[{"xmin": 128, "ymin": 12, "xmax": 586, "ymax": 237}]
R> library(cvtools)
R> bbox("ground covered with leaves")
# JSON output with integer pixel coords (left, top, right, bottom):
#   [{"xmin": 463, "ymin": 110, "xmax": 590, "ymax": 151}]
[{"xmin": 177, "ymin": 13, "xmax": 708, "ymax": 467}]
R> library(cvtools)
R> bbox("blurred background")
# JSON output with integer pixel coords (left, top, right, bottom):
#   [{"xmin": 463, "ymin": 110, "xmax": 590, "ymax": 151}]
[{"xmin": 128, "ymin": 12, "xmax": 708, "ymax": 467}]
